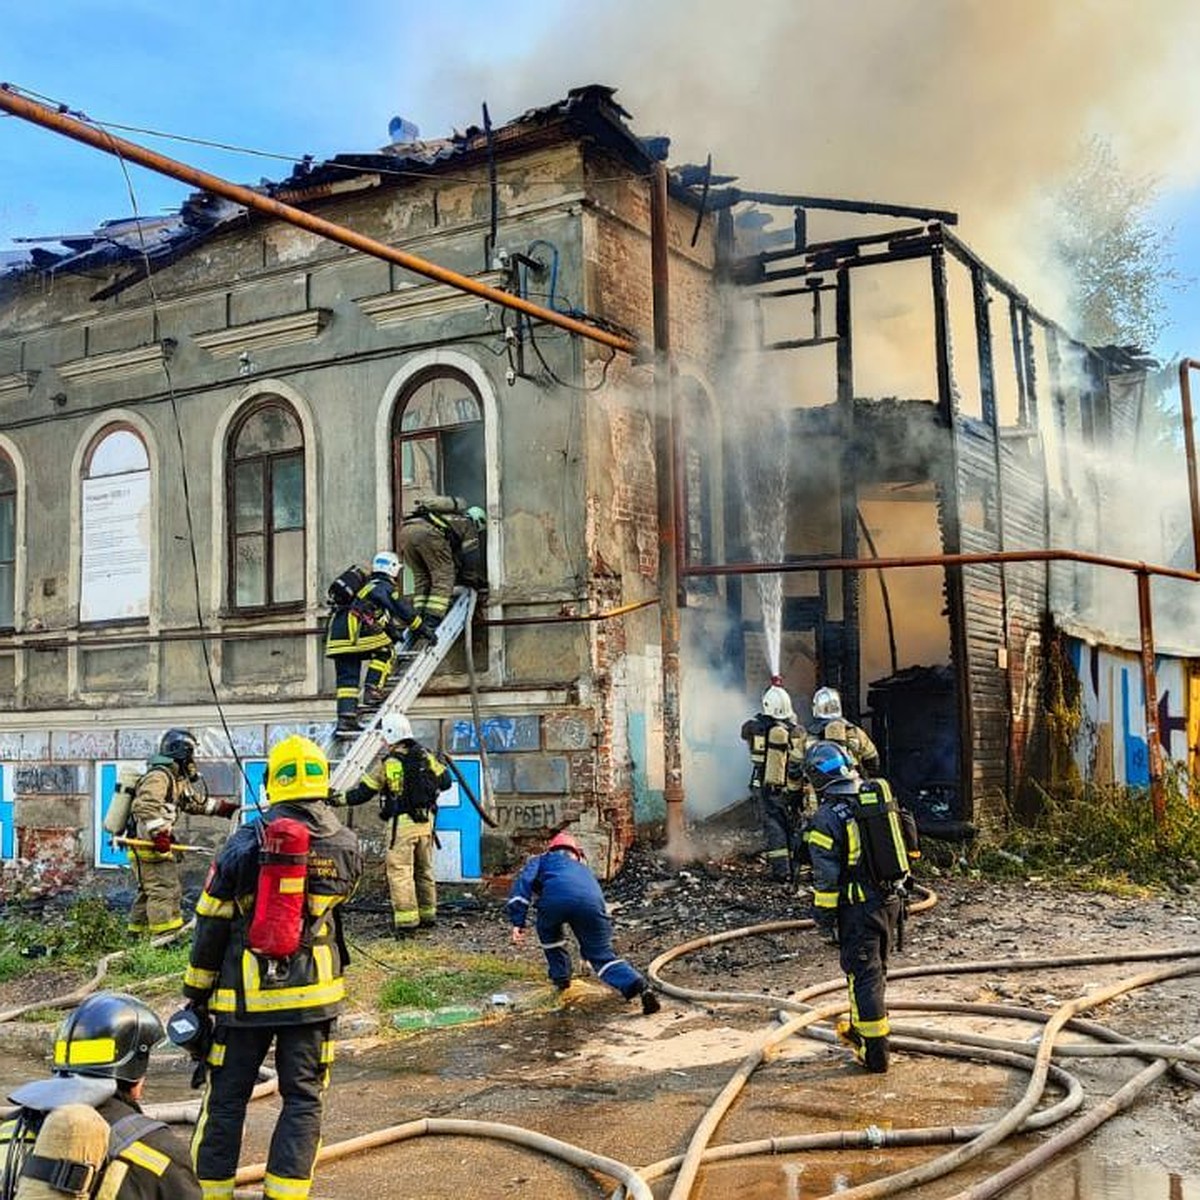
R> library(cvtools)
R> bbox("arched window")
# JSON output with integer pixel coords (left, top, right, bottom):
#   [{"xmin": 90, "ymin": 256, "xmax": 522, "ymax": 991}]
[
  {"xmin": 391, "ymin": 369, "xmax": 485, "ymax": 524},
  {"xmin": 0, "ymin": 452, "xmax": 15, "ymax": 629},
  {"xmin": 227, "ymin": 398, "xmax": 305, "ymax": 610},
  {"xmin": 81, "ymin": 426, "xmax": 151, "ymax": 623}
]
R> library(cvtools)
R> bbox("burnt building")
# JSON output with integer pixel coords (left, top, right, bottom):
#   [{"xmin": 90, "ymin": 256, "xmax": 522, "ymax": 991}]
[{"xmin": 0, "ymin": 83, "xmax": 1181, "ymax": 893}]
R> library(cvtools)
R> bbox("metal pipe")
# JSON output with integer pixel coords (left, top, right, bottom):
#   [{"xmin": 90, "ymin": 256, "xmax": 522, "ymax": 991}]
[
  {"xmin": 0, "ymin": 84, "xmax": 637, "ymax": 356},
  {"xmin": 683, "ymin": 546, "xmax": 1200, "ymax": 584},
  {"xmin": 1137, "ymin": 568, "xmax": 1166, "ymax": 825},
  {"xmin": 1179, "ymin": 359, "xmax": 1200, "ymax": 569},
  {"xmin": 650, "ymin": 160, "xmax": 686, "ymax": 841}
]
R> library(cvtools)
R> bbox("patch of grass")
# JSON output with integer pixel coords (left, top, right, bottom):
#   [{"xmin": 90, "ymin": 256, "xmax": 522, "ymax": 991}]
[
  {"xmin": 108, "ymin": 943, "xmax": 190, "ymax": 991},
  {"xmin": 377, "ymin": 945, "xmax": 538, "ymax": 1011},
  {"xmin": 0, "ymin": 896, "xmax": 130, "ymax": 985},
  {"xmin": 945, "ymin": 768, "xmax": 1200, "ymax": 891},
  {"xmin": 0, "ymin": 945, "xmax": 26, "ymax": 984}
]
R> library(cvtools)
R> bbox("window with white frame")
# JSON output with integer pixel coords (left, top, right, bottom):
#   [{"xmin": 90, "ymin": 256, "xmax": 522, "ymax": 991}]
[{"xmin": 80, "ymin": 426, "xmax": 151, "ymax": 623}]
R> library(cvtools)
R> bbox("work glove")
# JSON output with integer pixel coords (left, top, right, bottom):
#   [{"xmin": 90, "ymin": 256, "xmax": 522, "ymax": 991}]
[
  {"xmin": 213, "ymin": 799, "xmax": 241, "ymax": 819},
  {"xmin": 413, "ymin": 618, "xmax": 439, "ymax": 646},
  {"xmin": 185, "ymin": 1000, "xmax": 214, "ymax": 1088},
  {"xmin": 151, "ymin": 829, "xmax": 174, "ymax": 854}
]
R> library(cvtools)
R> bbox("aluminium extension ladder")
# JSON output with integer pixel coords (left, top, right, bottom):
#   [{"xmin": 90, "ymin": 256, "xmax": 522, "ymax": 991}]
[{"xmin": 327, "ymin": 588, "xmax": 476, "ymax": 793}]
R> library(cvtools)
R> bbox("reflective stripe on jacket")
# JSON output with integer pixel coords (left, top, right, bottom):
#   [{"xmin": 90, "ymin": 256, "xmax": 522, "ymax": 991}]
[{"xmin": 183, "ymin": 801, "xmax": 362, "ymax": 1025}]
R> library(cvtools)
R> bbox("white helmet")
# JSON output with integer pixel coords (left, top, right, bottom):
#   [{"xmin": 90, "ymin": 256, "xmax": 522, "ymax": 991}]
[
  {"xmin": 381, "ymin": 713, "xmax": 414, "ymax": 744},
  {"xmin": 372, "ymin": 550, "xmax": 401, "ymax": 579},
  {"xmin": 812, "ymin": 686, "xmax": 842, "ymax": 720},
  {"xmin": 761, "ymin": 685, "xmax": 795, "ymax": 721}
]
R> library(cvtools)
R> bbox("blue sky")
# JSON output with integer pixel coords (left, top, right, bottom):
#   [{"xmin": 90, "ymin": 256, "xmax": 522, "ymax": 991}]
[{"xmin": 2, "ymin": 1, "xmax": 1198, "ymax": 362}]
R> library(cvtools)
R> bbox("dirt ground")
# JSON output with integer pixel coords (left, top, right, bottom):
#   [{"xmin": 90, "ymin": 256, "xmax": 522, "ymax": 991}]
[{"xmin": 2, "ymin": 837, "xmax": 1199, "ymax": 1199}]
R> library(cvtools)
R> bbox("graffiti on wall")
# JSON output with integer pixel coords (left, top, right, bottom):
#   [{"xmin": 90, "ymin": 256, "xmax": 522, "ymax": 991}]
[{"xmin": 1068, "ymin": 639, "xmax": 1189, "ymax": 787}]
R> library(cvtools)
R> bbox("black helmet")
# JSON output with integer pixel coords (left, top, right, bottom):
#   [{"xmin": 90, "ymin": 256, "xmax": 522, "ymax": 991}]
[
  {"xmin": 804, "ymin": 740, "xmax": 859, "ymax": 797},
  {"xmin": 53, "ymin": 992, "xmax": 166, "ymax": 1084},
  {"xmin": 159, "ymin": 728, "xmax": 197, "ymax": 766}
]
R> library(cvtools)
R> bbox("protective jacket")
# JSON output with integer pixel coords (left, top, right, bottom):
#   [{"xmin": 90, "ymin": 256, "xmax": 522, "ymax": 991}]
[
  {"xmin": 807, "ymin": 717, "xmax": 880, "ymax": 776},
  {"xmin": 324, "ymin": 573, "xmax": 417, "ymax": 658},
  {"xmin": 97, "ymin": 1094, "xmax": 201, "ymax": 1199},
  {"xmin": 0, "ymin": 1087, "xmax": 199, "ymax": 1200},
  {"xmin": 183, "ymin": 801, "xmax": 362, "ymax": 1025},
  {"xmin": 345, "ymin": 742, "xmax": 451, "ymax": 829},
  {"xmin": 129, "ymin": 758, "xmax": 215, "ymax": 846},
  {"xmin": 739, "ymin": 714, "xmax": 808, "ymax": 798}
]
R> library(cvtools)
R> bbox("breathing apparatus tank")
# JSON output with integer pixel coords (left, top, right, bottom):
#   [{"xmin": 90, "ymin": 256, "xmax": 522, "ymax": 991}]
[
  {"xmin": 854, "ymin": 778, "xmax": 917, "ymax": 889},
  {"xmin": 102, "ymin": 766, "xmax": 142, "ymax": 837},
  {"xmin": 247, "ymin": 818, "xmax": 311, "ymax": 960}
]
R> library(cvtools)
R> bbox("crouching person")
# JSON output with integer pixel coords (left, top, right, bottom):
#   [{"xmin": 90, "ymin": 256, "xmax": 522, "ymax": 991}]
[
  {"xmin": 507, "ymin": 832, "xmax": 660, "ymax": 1015},
  {"xmin": 1, "ymin": 991, "xmax": 201, "ymax": 1198}
]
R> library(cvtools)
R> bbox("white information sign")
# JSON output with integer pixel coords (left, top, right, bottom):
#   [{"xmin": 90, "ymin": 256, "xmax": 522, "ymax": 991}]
[{"xmin": 80, "ymin": 471, "xmax": 151, "ymax": 622}]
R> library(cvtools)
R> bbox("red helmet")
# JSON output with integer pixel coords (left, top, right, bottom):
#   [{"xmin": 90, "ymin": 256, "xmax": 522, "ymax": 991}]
[{"xmin": 547, "ymin": 831, "xmax": 585, "ymax": 860}]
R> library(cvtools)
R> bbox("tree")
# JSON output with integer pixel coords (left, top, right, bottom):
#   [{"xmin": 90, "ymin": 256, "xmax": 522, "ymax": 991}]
[{"xmin": 1051, "ymin": 137, "xmax": 1179, "ymax": 352}]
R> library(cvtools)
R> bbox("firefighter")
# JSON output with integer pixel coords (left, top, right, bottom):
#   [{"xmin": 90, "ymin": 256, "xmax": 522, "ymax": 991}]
[
  {"xmin": 807, "ymin": 686, "xmax": 880, "ymax": 776},
  {"xmin": 507, "ymin": 832, "xmax": 661, "ymax": 1014},
  {"xmin": 1, "ymin": 991, "xmax": 201, "ymax": 1198},
  {"xmin": 127, "ymin": 729, "xmax": 240, "ymax": 936},
  {"xmin": 342, "ymin": 712, "xmax": 451, "ymax": 936},
  {"xmin": 397, "ymin": 496, "xmax": 488, "ymax": 632},
  {"xmin": 183, "ymin": 736, "xmax": 362, "ymax": 1200},
  {"xmin": 802, "ymin": 740, "xmax": 902, "ymax": 1074},
  {"xmin": 324, "ymin": 550, "xmax": 432, "ymax": 735},
  {"xmin": 740, "ymin": 684, "xmax": 809, "ymax": 883}
]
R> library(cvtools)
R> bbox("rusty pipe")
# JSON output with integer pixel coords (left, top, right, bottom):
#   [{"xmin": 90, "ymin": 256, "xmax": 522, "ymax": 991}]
[
  {"xmin": 682, "ymin": 547, "xmax": 1200, "ymax": 584},
  {"xmin": 486, "ymin": 598, "xmax": 659, "ymax": 626},
  {"xmin": 650, "ymin": 159, "xmax": 686, "ymax": 841},
  {"xmin": 0, "ymin": 84, "xmax": 637, "ymax": 356},
  {"xmin": 1180, "ymin": 359, "xmax": 1200, "ymax": 570},
  {"xmin": 1137, "ymin": 569, "xmax": 1166, "ymax": 825}
]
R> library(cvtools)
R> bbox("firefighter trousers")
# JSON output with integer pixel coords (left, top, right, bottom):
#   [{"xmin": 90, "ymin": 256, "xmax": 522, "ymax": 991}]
[
  {"xmin": 535, "ymin": 897, "xmax": 645, "ymax": 999},
  {"xmin": 128, "ymin": 853, "xmax": 184, "ymax": 934},
  {"xmin": 331, "ymin": 651, "xmax": 392, "ymax": 719},
  {"xmin": 758, "ymin": 789, "xmax": 799, "ymax": 882},
  {"xmin": 837, "ymin": 897, "xmax": 900, "ymax": 1059},
  {"xmin": 193, "ymin": 1021, "xmax": 333, "ymax": 1200},
  {"xmin": 385, "ymin": 824, "xmax": 437, "ymax": 929},
  {"xmin": 401, "ymin": 522, "xmax": 456, "ymax": 625}
]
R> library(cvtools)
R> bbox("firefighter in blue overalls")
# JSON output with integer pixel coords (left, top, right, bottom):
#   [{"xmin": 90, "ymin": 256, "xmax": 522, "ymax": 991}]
[
  {"xmin": 740, "ymin": 684, "xmax": 810, "ymax": 883},
  {"xmin": 507, "ymin": 832, "xmax": 661, "ymax": 1014},
  {"xmin": 324, "ymin": 550, "xmax": 432, "ymax": 735},
  {"xmin": 803, "ymin": 740, "xmax": 915, "ymax": 1075},
  {"xmin": 397, "ymin": 496, "xmax": 488, "ymax": 633},
  {"xmin": 182, "ymin": 736, "xmax": 362, "ymax": 1200},
  {"xmin": 343, "ymin": 713, "xmax": 452, "ymax": 936}
]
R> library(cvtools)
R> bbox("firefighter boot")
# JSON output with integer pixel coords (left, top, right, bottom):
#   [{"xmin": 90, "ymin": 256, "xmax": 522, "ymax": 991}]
[
  {"xmin": 640, "ymin": 988, "xmax": 662, "ymax": 1015},
  {"xmin": 837, "ymin": 1021, "xmax": 889, "ymax": 1073},
  {"xmin": 335, "ymin": 714, "xmax": 361, "ymax": 738},
  {"xmin": 836, "ymin": 1020, "xmax": 867, "ymax": 1067},
  {"xmin": 361, "ymin": 686, "xmax": 387, "ymax": 712}
]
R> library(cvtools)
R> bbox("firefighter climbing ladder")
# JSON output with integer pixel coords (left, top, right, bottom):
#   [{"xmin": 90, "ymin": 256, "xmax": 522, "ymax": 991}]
[{"xmin": 327, "ymin": 589, "xmax": 477, "ymax": 792}]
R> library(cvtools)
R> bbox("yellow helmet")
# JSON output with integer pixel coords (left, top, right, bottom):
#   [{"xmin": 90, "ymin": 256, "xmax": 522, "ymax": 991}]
[{"xmin": 266, "ymin": 735, "xmax": 329, "ymax": 804}]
